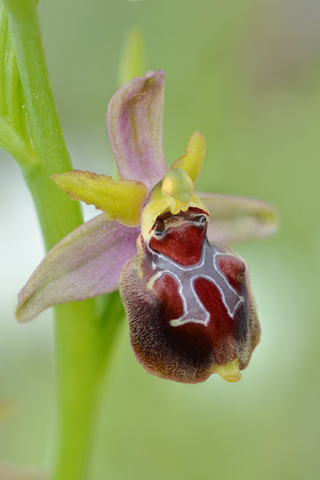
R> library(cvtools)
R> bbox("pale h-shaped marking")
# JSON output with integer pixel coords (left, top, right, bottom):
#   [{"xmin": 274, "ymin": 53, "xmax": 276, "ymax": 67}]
[{"xmin": 147, "ymin": 240, "xmax": 244, "ymax": 327}]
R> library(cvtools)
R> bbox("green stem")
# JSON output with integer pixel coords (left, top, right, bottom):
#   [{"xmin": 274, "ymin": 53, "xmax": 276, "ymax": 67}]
[
  {"xmin": 1, "ymin": 3, "xmax": 122, "ymax": 479},
  {"xmin": 0, "ymin": 6, "xmax": 8, "ymax": 116},
  {"xmin": 53, "ymin": 302, "xmax": 102, "ymax": 480},
  {"xmin": 53, "ymin": 293, "xmax": 125, "ymax": 480},
  {"xmin": 53, "ymin": 306, "xmax": 125, "ymax": 480},
  {"xmin": 3, "ymin": 0, "xmax": 82, "ymax": 248}
]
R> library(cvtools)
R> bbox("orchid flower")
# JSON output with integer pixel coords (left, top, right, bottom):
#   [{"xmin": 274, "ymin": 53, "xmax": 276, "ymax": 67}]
[{"xmin": 16, "ymin": 70, "xmax": 276, "ymax": 384}]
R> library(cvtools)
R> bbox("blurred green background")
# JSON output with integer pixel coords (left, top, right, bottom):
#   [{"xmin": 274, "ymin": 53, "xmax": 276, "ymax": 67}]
[{"xmin": 1, "ymin": 0, "xmax": 320, "ymax": 478}]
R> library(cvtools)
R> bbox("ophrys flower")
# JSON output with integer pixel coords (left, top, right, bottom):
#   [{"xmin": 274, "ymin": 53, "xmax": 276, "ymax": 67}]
[{"xmin": 16, "ymin": 70, "xmax": 277, "ymax": 383}]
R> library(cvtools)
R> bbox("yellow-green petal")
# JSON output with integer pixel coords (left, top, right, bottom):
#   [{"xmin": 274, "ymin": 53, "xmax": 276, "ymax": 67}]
[
  {"xmin": 51, "ymin": 170, "xmax": 148, "ymax": 227},
  {"xmin": 169, "ymin": 131, "xmax": 206, "ymax": 185}
]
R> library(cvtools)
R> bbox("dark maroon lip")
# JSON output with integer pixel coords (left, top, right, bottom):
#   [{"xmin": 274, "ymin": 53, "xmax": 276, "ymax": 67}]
[
  {"xmin": 121, "ymin": 222, "xmax": 259, "ymax": 383},
  {"xmin": 149, "ymin": 222, "xmax": 207, "ymax": 266}
]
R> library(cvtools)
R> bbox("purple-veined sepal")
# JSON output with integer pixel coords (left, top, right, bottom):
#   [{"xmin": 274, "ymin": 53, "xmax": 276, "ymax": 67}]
[
  {"xmin": 16, "ymin": 215, "xmax": 140, "ymax": 323},
  {"xmin": 107, "ymin": 70, "xmax": 167, "ymax": 191},
  {"xmin": 199, "ymin": 192, "xmax": 277, "ymax": 246}
]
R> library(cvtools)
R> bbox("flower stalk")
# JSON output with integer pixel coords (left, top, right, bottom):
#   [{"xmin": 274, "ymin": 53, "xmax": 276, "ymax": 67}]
[
  {"xmin": 53, "ymin": 293, "xmax": 125, "ymax": 480},
  {"xmin": 2, "ymin": 0, "xmax": 82, "ymax": 248},
  {"xmin": 1, "ymin": 2, "xmax": 124, "ymax": 479}
]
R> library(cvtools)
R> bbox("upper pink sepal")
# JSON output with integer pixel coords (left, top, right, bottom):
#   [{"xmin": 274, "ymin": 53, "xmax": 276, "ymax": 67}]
[{"xmin": 107, "ymin": 70, "xmax": 167, "ymax": 190}]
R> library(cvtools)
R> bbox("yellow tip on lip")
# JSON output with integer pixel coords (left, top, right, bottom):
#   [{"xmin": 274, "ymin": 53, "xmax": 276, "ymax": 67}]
[{"xmin": 212, "ymin": 359, "xmax": 242, "ymax": 383}]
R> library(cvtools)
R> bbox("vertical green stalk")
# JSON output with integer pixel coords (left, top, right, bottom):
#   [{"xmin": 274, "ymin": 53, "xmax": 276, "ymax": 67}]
[
  {"xmin": 1, "ymin": 2, "xmax": 122, "ymax": 479},
  {"xmin": 2, "ymin": 1, "xmax": 82, "ymax": 249},
  {"xmin": 53, "ymin": 293, "xmax": 125, "ymax": 480},
  {"xmin": 53, "ymin": 302, "xmax": 103, "ymax": 480}
]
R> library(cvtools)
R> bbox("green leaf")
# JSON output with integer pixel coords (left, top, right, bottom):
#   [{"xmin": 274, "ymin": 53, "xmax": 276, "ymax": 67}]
[{"xmin": 0, "ymin": 6, "xmax": 34, "ymax": 165}]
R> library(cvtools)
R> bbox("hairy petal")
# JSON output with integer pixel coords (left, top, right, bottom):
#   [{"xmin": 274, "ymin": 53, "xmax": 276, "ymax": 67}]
[
  {"xmin": 16, "ymin": 215, "xmax": 140, "ymax": 323},
  {"xmin": 199, "ymin": 193, "xmax": 277, "ymax": 246},
  {"xmin": 169, "ymin": 131, "xmax": 206, "ymax": 185},
  {"xmin": 51, "ymin": 170, "xmax": 148, "ymax": 227},
  {"xmin": 107, "ymin": 70, "xmax": 166, "ymax": 190},
  {"xmin": 121, "ymin": 213, "xmax": 260, "ymax": 384}
]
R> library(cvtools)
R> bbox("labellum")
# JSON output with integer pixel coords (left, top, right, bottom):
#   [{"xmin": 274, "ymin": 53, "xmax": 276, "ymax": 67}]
[{"xmin": 120, "ymin": 207, "xmax": 260, "ymax": 384}]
